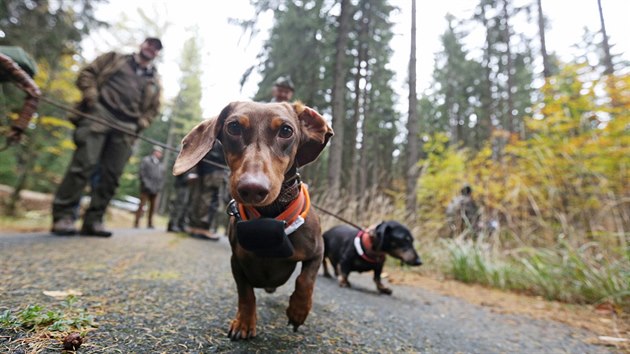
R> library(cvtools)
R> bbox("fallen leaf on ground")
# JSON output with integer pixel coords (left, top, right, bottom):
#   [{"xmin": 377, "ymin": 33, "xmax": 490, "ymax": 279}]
[
  {"xmin": 43, "ymin": 289, "xmax": 83, "ymax": 298},
  {"xmin": 597, "ymin": 336, "xmax": 628, "ymax": 343}
]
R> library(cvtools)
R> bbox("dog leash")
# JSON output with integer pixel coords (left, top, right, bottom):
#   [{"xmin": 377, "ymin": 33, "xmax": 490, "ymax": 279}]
[{"xmin": 311, "ymin": 204, "xmax": 365, "ymax": 231}]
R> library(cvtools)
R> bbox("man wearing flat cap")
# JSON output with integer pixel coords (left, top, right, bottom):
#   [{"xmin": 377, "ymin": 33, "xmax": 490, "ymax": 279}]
[
  {"xmin": 51, "ymin": 37, "xmax": 163, "ymax": 236},
  {"xmin": 134, "ymin": 145, "xmax": 166, "ymax": 229},
  {"xmin": 270, "ymin": 76, "xmax": 295, "ymax": 103}
]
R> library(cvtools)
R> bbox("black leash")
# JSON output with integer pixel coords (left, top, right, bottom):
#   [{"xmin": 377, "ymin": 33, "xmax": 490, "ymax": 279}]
[{"xmin": 311, "ymin": 204, "xmax": 365, "ymax": 231}]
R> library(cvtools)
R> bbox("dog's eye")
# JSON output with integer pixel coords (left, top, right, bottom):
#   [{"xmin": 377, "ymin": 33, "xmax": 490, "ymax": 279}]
[
  {"xmin": 278, "ymin": 125, "xmax": 294, "ymax": 139},
  {"xmin": 227, "ymin": 121, "xmax": 242, "ymax": 136}
]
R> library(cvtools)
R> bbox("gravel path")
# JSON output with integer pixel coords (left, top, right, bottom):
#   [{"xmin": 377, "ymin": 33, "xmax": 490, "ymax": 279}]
[{"xmin": 0, "ymin": 229, "xmax": 613, "ymax": 353}]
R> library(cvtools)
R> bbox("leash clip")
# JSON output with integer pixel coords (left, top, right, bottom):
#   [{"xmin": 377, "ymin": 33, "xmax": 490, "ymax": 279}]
[{"xmin": 226, "ymin": 199, "xmax": 241, "ymax": 221}]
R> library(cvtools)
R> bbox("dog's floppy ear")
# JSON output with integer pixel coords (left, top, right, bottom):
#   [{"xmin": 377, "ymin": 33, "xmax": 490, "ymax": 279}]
[
  {"xmin": 375, "ymin": 221, "xmax": 390, "ymax": 238},
  {"xmin": 293, "ymin": 102, "xmax": 334, "ymax": 166},
  {"xmin": 172, "ymin": 103, "xmax": 231, "ymax": 175}
]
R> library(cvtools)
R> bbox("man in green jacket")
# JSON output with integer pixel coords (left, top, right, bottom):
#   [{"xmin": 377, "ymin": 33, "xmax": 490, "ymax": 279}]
[{"xmin": 51, "ymin": 37, "xmax": 163, "ymax": 237}]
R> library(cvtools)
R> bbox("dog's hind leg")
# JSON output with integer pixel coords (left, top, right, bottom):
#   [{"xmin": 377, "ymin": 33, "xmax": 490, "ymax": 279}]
[{"xmin": 322, "ymin": 257, "xmax": 332, "ymax": 278}]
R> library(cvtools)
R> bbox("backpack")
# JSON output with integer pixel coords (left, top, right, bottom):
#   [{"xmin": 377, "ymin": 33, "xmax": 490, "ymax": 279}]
[{"xmin": 0, "ymin": 46, "xmax": 38, "ymax": 82}]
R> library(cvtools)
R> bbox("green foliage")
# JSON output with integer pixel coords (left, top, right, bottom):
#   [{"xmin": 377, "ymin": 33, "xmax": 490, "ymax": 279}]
[
  {"xmin": 412, "ymin": 65, "xmax": 629, "ymax": 308},
  {"xmin": 443, "ymin": 238, "xmax": 629, "ymax": 308},
  {"xmin": 417, "ymin": 65, "xmax": 629, "ymax": 242},
  {"xmin": 0, "ymin": 296, "xmax": 97, "ymax": 332}
]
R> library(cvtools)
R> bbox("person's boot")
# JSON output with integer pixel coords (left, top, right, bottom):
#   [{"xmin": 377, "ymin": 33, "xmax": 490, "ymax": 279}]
[
  {"xmin": 51, "ymin": 218, "xmax": 77, "ymax": 236},
  {"xmin": 167, "ymin": 221, "xmax": 181, "ymax": 232},
  {"xmin": 80, "ymin": 222, "xmax": 112, "ymax": 237},
  {"xmin": 188, "ymin": 227, "xmax": 219, "ymax": 241}
]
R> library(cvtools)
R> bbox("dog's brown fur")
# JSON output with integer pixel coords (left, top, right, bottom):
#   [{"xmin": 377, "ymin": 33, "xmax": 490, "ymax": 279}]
[{"xmin": 173, "ymin": 101, "xmax": 333, "ymax": 340}]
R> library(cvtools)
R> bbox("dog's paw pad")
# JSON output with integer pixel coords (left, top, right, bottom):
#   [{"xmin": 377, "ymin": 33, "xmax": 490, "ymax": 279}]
[{"xmin": 228, "ymin": 319, "xmax": 256, "ymax": 341}]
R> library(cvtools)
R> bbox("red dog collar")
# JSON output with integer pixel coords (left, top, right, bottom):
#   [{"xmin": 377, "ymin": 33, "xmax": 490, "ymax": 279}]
[{"xmin": 354, "ymin": 229, "xmax": 385, "ymax": 263}]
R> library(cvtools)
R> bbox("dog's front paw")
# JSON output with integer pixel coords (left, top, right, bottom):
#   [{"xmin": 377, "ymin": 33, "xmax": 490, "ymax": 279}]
[
  {"xmin": 286, "ymin": 294, "xmax": 311, "ymax": 332},
  {"xmin": 227, "ymin": 315, "xmax": 257, "ymax": 341},
  {"xmin": 337, "ymin": 276, "xmax": 351, "ymax": 288}
]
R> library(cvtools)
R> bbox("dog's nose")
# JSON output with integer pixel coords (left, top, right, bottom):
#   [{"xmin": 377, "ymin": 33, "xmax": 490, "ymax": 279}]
[{"xmin": 237, "ymin": 177, "xmax": 270, "ymax": 204}]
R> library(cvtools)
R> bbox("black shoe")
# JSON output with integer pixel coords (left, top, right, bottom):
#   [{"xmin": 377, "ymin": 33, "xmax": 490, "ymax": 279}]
[
  {"xmin": 51, "ymin": 218, "xmax": 77, "ymax": 236},
  {"xmin": 80, "ymin": 222, "xmax": 112, "ymax": 237},
  {"xmin": 167, "ymin": 223, "xmax": 182, "ymax": 233},
  {"xmin": 190, "ymin": 233, "xmax": 220, "ymax": 241}
]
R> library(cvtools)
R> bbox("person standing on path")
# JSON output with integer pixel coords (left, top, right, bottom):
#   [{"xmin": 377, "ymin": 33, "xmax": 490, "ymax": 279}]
[
  {"xmin": 134, "ymin": 145, "xmax": 165, "ymax": 229},
  {"xmin": 51, "ymin": 37, "xmax": 163, "ymax": 237}
]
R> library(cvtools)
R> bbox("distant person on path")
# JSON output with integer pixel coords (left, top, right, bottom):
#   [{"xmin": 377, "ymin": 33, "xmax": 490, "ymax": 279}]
[
  {"xmin": 446, "ymin": 184, "xmax": 480, "ymax": 237},
  {"xmin": 134, "ymin": 145, "xmax": 165, "ymax": 229},
  {"xmin": 51, "ymin": 37, "xmax": 163, "ymax": 237},
  {"xmin": 270, "ymin": 76, "xmax": 294, "ymax": 103},
  {"xmin": 187, "ymin": 141, "xmax": 226, "ymax": 241},
  {"xmin": 0, "ymin": 46, "xmax": 41, "ymax": 144}
]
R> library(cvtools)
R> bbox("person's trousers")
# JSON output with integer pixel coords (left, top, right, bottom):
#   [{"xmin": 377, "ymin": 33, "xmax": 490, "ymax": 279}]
[
  {"xmin": 168, "ymin": 185, "xmax": 190, "ymax": 228},
  {"xmin": 52, "ymin": 117, "xmax": 134, "ymax": 226},
  {"xmin": 134, "ymin": 191, "xmax": 158, "ymax": 227},
  {"xmin": 188, "ymin": 172, "xmax": 223, "ymax": 230}
]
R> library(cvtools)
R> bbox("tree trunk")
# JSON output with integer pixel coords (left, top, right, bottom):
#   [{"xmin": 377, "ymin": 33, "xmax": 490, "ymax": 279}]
[
  {"xmin": 479, "ymin": 2, "xmax": 494, "ymax": 149},
  {"xmin": 6, "ymin": 147, "xmax": 35, "ymax": 216},
  {"xmin": 327, "ymin": 0, "xmax": 351, "ymax": 192},
  {"xmin": 158, "ymin": 117, "xmax": 176, "ymax": 215},
  {"xmin": 405, "ymin": 0, "xmax": 419, "ymax": 213},
  {"xmin": 349, "ymin": 0, "xmax": 370, "ymax": 198},
  {"xmin": 537, "ymin": 0, "xmax": 551, "ymax": 78},
  {"xmin": 597, "ymin": 0, "xmax": 614, "ymax": 75},
  {"xmin": 502, "ymin": 0, "xmax": 515, "ymax": 135},
  {"xmin": 358, "ymin": 91, "xmax": 369, "ymax": 195}
]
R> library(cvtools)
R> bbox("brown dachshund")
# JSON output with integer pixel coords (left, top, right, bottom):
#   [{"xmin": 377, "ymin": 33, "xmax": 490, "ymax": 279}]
[{"xmin": 173, "ymin": 101, "xmax": 333, "ymax": 340}]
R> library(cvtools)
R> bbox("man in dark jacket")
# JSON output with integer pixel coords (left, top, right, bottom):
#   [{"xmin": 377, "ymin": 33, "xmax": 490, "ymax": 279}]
[
  {"xmin": 51, "ymin": 37, "xmax": 163, "ymax": 237},
  {"xmin": 134, "ymin": 145, "xmax": 165, "ymax": 229}
]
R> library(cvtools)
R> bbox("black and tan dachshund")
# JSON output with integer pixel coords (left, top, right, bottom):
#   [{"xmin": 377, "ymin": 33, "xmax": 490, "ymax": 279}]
[{"xmin": 322, "ymin": 221, "xmax": 422, "ymax": 295}]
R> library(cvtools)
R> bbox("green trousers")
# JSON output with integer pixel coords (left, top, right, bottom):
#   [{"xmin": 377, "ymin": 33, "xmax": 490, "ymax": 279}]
[{"xmin": 52, "ymin": 104, "xmax": 136, "ymax": 226}]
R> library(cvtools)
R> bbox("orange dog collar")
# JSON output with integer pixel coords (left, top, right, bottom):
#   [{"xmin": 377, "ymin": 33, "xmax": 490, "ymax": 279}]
[{"xmin": 238, "ymin": 184, "xmax": 311, "ymax": 235}]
